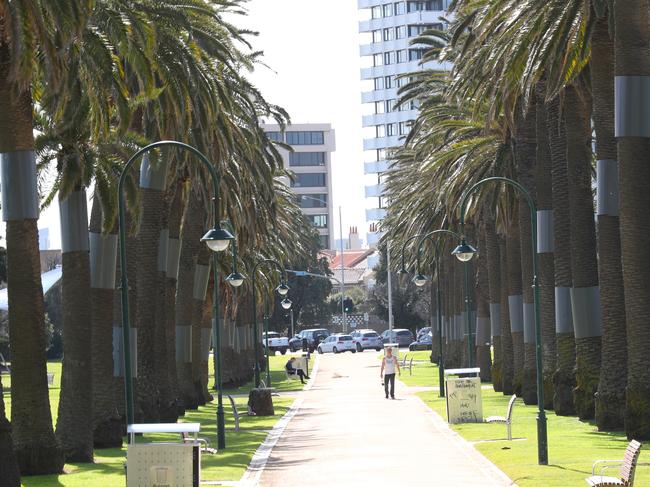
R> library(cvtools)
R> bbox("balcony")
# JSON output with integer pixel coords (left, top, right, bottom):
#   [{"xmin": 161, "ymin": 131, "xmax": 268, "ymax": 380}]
[
  {"xmin": 362, "ymin": 109, "xmax": 418, "ymax": 127},
  {"xmin": 361, "ymin": 88, "xmax": 399, "ymax": 104},
  {"xmin": 359, "ymin": 11, "xmax": 447, "ymax": 33},
  {"xmin": 367, "ymin": 231, "xmax": 385, "ymax": 247},
  {"xmin": 364, "ymin": 160, "xmax": 389, "ymax": 174},
  {"xmin": 365, "ymin": 183, "xmax": 386, "ymax": 198},
  {"xmin": 366, "ymin": 208, "xmax": 387, "ymax": 221},
  {"xmin": 359, "ymin": 38, "xmax": 411, "ymax": 57},
  {"xmin": 363, "ymin": 135, "xmax": 403, "ymax": 151},
  {"xmin": 361, "ymin": 60, "xmax": 424, "ymax": 80}
]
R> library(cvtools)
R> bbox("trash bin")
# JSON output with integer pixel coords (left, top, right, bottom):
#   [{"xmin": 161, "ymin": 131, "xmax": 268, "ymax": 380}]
[{"xmin": 443, "ymin": 368, "xmax": 483, "ymax": 424}]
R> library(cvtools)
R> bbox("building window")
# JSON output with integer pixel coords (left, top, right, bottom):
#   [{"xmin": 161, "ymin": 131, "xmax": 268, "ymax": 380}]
[
  {"xmin": 308, "ymin": 214, "xmax": 328, "ymax": 228},
  {"xmin": 387, "ymin": 123, "xmax": 396, "ymax": 136},
  {"xmin": 374, "ymin": 101, "xmax": 385, "ymax": 114},
  {"xmin": 291, "ymin": 173, "xmax": 326, "ymax": 188},
  {"xmin": 266, "ymin": 131, "xmax": 282, "ymax": 142},
  {"xmin": 286, "ymin": 131, "xmax": 325, "ymax": 145},
  {"xmin": 409, "ymin": 48, "xmax": 426, "ymax": 61},
  {"xmin": 407, "ymin": 1, "xmax": 445, "ymax": 12},
  {"xmin": 384, "ymin": 52, "xmax": 395, "ymax": 65},
  {"xmin": 371, "ymin": 6, "xmax": 382, "ymax": 18},
  {"xmin": 383, "ymin": 28, "xmax": 394, "ymax": 42},
  {"xmin": 385, "ymin": 99, "xmax": 396, "ymax": 112},
  {"xmin": 373, "ymin": 53, "xmax": 383, "ymax": 67},
  {"xmin": 396, "ymin": 49, "xmax": 406, "ymax": 63},
  {"xmin": 384, "ymin": 75, "xmax": 393, "ymax": 89},
  {"xmin": 297, "ymin": 194, "xmax": 327, "ymax": 208},
  {"xmin": 290, "ymin": 152, "xmax": 326, "ymax": 166},
  {"xmin": 399, "ymin": 121, "xmax": 412, "ymax": 135},
  {"xmin": 376, "ymin": 149, "xmax": 387, "ymax": 161},
  {"xmin": 383, "ymin": 3, "xmax": 393, "ymax": 17},
  {"xmin": 374, "ymin": 77, "xmax": 384, "ymax": 90},
  {"xmin": 376, "ymin": 125, "xmax": 386, "ymax": 138},
  {"xmin": 396, "ymin": 25, "xmax": 406, "ymax": 39},
  {"xmin": 394, "ymin": 1, "xmax": 406, "ymax": 15},
  {"xmin": 372, "ymin": 30, "xmax": 382, "ymax": 43}
]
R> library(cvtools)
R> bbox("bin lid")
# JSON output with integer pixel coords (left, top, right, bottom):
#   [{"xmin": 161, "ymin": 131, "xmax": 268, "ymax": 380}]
[
  {"xmin": 127, "ymin": 423, "xmax": 200, "ymax": 434},
  {"xmin": 444, "ymin": 367, "xmax": 481, "ymax": 376}
]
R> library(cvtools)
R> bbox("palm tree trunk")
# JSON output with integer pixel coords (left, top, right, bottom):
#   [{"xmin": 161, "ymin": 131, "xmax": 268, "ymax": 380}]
[
  {"xmin": 191, "ymin": 245, "xmax": 212, "ymax": 405},
  {"xmin": 135, "ymin": 157, "xmax": 168, "ymax": 422},
  {"xmin": 565, "ymin": 84, "xmax": 602, "ymax": 421},
  {"xmin": 515, "ymin": 100, "xmax": 539, "ymax": 405},
  {"xmin": 0, "ymin": 42, "xmax": 63, "ymax": 475},
  {"xmin": 89, "ymin": 196, "xmax": 121, "ymax": 448},
  {"xmin": 592, "ymin": 9, "xmax": 627, "ymax": 431},
  {"xmin": 0, "ymin": 374, "xmax": 20, "ymax": 486},
  {"xmin": 547, "ymin": 94, "xmax": 577, "ymax": 416},
  {"xmin": 535, "ymin": 81, "xmax": 557, "ymax": 409},
  {"xmin": 475, "ymin": 222, "xmax": 491, "ymax": 381},
  {"xmin": 506, "ymin": 214, "xmax": 524, "ymax": 396},
  {"xmin": 55, "ymin": 188, "xmax": 94, "ymax": 462},
  {"xmin": 614, "ymin": 0, "xmax": 650, "ymax": 439},
  {"xmin": 484, "ymin": 214, "xmax": 503, "ymax": 391},
  {"xmin": 499, "ymin": 234, "xmax": 514, "ymax": 394},
  {"xmin": 176, "ymin": 190, "xmax": 205, "ymax": 409}
]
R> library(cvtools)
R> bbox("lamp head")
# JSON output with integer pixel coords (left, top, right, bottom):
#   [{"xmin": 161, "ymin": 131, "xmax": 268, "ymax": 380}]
[
  {"xmin": 452, "ymin": 239, "xmax": 477, "ymax": 262},
  {"xmin": 201, "ymin": 226, "xmax": 235, "ymax": 252},
  {"xmin": 276, "ymin": 283, "xmax": 290, "ymax": 296},
  {"xmin": 413, "ymin": 273, "xmax": 428, "ymax": 287},
  {"xmin": 226, "ymin": 271, "xmax": 245, "ymax": 287},
  {"xmin": 397, "ymin": 267, "xmax": 408, "ymax": 275},
  {"xmin": 281, "ymin": 298, "xmax": 292, "ymax": 310}
]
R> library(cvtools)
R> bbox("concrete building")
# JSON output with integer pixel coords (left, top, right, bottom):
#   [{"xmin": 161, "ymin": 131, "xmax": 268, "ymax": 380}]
[
  {"xmin": 38, "ymin": 227, "xmax": 51, "ymax": 250},
  {"xmin": 358, "ymin": 0, "xmax": 450, "ymax": 246},
  {"xmin": 263, "ymin": 123, "xmax": 336, "ymax": 249}
]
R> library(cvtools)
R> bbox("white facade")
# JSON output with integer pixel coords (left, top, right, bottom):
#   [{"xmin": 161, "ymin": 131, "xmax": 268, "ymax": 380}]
[
  {"xmin": 359, "ymin": 0, "xmax": 450, "ymax": 246},
  {"xmin": 262, "ymin": 123, "xmax": 336, "ymax": 250}
]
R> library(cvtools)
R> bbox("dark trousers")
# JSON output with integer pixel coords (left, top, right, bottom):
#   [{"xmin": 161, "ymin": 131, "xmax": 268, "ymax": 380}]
[
  {"xmin": 384, "ymin": 373, "xmax": 395, "ymax": 398},
  {"xmin": 288, "ymin": 369, "xmax": 307, "ymax": 383}
]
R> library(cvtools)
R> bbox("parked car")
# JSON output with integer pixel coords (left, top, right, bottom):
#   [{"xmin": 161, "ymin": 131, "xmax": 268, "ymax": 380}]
[
  {"xmin": 262, "ymin": 331, "xmax": 289, "ymax": 355},
  {"xmin": 317, "ymin": 334, "xmax": 356, "ymax": 354},
  {"xmin": 409, "ymin": 333, "xmax": 433, "ymax": 351},
  {"xmin": 289, "ymin": 328, "xmax": 330, "ymax": 352},
  {"xmin": 417, "ymin": 327, "xmax": 431, "ymax": 340},
  {"xmin": 350, "ymin": 329, "xmax": 382, "ymax": 352},
  {"xmin": 380, "ymin": 329, "xmax": 415, "ymax": 347}
]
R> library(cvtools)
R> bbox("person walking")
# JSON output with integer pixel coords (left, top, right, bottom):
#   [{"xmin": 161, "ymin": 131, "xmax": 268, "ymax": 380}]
[{"xmin": 380, "ymin": 346, "xmax": 401, "ymax": 399}]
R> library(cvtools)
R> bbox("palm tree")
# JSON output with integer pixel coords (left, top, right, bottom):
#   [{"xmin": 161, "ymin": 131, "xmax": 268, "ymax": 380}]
[
  {"xmin": 506, "ymin": 213, "xmax": 524, "ymax": 396},
  {"xmin": 614, "ymin": 0, "xmax": 650, "ymax": 440},
  {"xmin": 475, "ymin": 223, "xmax": 491, "ymax": 381},
  {"xmin": 499, "ymin": 235, "xmax": 515, "ymax": 394},
  {"xmin": 484, "ymin": 214, "xmax": 503, "ymax": 391},
  {"xmin": 0, "ymin": 375, "xmax": 20, "ymax": 486}
]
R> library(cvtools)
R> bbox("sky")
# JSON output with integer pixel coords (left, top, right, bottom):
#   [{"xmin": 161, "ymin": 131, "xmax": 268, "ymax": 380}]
[{"xmin": 5, "ymin": 0, "xmax": 369, "ymax": 249}]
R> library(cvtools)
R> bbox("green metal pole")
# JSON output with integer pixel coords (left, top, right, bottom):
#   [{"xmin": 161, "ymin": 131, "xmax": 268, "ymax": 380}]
[
  {"xmin": 458, "ymin": 176, "xmax": 548, "ymax": 465},
  {"xmin": 252, "ymin": 280, "xmax": 260, "ymax": 388},
  {"xmin": 264, "ymin": 294, "xmax": 271, "ymax": 387},
  {"xmin": 212, "ymin": 258, "xmax": 226, "ymax": 449},
  {"xmin": 436, "ymin": 254, "xmax": 445, "ymax": 397},
  {"xmin": 463, "ymin": 260, "xmax": 474, "ymax": 368}
]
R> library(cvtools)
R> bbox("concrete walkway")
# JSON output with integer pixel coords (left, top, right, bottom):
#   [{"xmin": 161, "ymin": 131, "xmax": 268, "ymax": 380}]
[{"xmin": 254, "ymin": 351, "xmax": 514, "ymax": 486}]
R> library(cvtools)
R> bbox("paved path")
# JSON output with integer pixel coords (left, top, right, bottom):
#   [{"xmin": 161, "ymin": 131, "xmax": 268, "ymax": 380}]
[{"xmin": 254, "ymin": 351, "xmax": 514, "ymax": 486}]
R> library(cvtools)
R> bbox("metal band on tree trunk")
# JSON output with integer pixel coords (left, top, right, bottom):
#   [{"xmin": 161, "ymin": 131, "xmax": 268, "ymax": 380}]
[
  {"xmin": 139, "ymin": 154, "xmax": 168, "ymax": 191},
  {"xmin": 113, "ymin": 327, "xmax": 137, "ymax": 377},
  {"xmin": 508, "ymin": 295, "xmax": 524, "ymax": 333},
  {"xmin": 193, "ymin": 264, "xmax": 210, "ymax": 301},
  {"xmin": 176, "ymin": 325, "xmax": 192, "ymax": 362},
  {"xmin": 615, "ymin": 76, "xmax": 650, "ymax": 137},
  {"xmin": 157, "ymin": 229, "xmax": 169, "ymax": 272},
  {"xmin": 555, "ymin": 287, "xmax": 573, "ymax": 334},
  {"xmin": 570, "ymin": 286, "xmax": 603, "ymax": 339},
  {"xmin": 523, "ymin": 303, "xmax": 535, "ymax": 344},
  {"xmin": 89, "ymin": 232, "xmax": 117, "ymax": 289},
  {"xmin": 201, "ymin": 326, "xmax": 212, "ymax": 362},
  {"xmin": 59, "ymin": 190, "xmax": 90, "ymax": 253},
  {"xmin": 440, "ymin": 315, "xmax": 446, "ymax": 338},
  {"xmin": 476, "ymin": 317, "xmax": 491, "ymax": 346},
  {"xmin": 167, "ymin": 238, "xmax": 181, "ymax": 280},
  {"xmin": 489, "ymin": 303, "xmax": 501, "ymax": 337},
  {"xmin": 596, "ymin": 159, "xmax": 619, "ymax": 216},
  {"xmin": 0, "ymin": 150, "xmax": 39, "ymax": 221},
  {"xmin": 536, "ymin": 210, "xmax": 554, "ymax": 253}
]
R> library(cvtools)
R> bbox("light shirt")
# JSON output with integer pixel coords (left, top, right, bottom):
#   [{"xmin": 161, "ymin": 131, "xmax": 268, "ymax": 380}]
[{"xmin": 384, "ymin": 355, "xmax": 397, "ymax": 374}]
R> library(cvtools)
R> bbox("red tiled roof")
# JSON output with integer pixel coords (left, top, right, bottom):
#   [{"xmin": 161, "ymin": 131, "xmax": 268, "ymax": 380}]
[{"xmin": 329, "ymin": 249, "xmax": 374, "ymax": 269}]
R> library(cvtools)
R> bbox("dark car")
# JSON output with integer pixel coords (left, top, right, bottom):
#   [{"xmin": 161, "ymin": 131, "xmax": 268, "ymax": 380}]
[
  {"xmin": 380, "ymin": 328, "xmax": 415, "ymax": 347},
  {"xmin": 289, "ymin": 328, "xmax": 330, "ymax": 352},
  {"xmin": 409, "ymin": 333, "xmax": 433, "ymax": 351}
]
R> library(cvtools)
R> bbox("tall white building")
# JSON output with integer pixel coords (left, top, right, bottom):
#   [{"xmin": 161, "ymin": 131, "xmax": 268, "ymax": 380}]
[
  {"xmin": 359, "ymin": 0, "xmax": 450, "ymax": 246},
  {"xmin": 262, "ymin": 123, "xmax": 336, "ymax": 249}
]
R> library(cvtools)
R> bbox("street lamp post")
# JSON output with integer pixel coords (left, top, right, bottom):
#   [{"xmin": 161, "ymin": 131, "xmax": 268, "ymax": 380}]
[
  {"xmin": 117, "ymin": 141, "xmax": 234, "ymax": 446},
  {"xmin": 453, "ymin": 176, "xmax": 548, "ymax": 466},
  {"xmin": 251, "ymin": 259, "xmax": 291, "ymax": 388}
]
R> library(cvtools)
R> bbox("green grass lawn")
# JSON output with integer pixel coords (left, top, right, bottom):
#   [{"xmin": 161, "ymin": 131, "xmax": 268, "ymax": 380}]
[
  {"xmin": 1, "ymin": 356, "xmax": 303, "ymax": 486},
  {"xmin": 220, "ymin": 354, "xmax": 310, "ymax": 395},
  {"xmin": 418, "ymin": 388, "xmax": 650, "ymax": 486}
]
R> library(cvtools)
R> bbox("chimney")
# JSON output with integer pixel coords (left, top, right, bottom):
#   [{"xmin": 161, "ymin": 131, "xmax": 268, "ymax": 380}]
[{"xmin": 349, "ymin": 226, "xmax": 362, "ymax": 250}]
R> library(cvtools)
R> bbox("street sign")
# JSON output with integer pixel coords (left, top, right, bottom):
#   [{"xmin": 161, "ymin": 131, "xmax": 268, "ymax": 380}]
[{"xmin": 293, "ymin": 271, "xmax": 307, "ymax": 276}]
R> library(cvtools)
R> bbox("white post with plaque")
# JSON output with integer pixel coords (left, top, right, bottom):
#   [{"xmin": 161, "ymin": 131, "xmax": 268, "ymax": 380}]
[{"xmin": 444, "ymin": 368, "xmax": 483, "ymax": 424}]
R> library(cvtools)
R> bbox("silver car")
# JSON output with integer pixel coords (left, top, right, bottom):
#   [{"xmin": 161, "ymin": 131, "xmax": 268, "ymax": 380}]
[
  {"xmin": 381, "ymin": 328, "xmax": 415, "ymax": 347},
  {"xmin": 350, "ymin": 329, "xmax": 383, "ymax": 352}
]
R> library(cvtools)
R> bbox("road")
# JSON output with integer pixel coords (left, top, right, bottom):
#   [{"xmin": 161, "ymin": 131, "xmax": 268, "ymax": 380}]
[{"xmin": 254, "ymin": 350, "xmax": 513, "ymax": 486}]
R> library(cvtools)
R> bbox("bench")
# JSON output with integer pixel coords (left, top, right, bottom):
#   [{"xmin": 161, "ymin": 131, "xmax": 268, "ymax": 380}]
[
  {"xmin": 486, "ymin": 394, "xmax": 517, "ymax": 440},
  {"xmin": 399, "ymin": 354, "xmax": 414, "ymax": 375},
  {"xmin": 227, "ymin": 394, "xmax": 241, "ymax": 432},
  {"xmin": 586, "ymin": 440, "xmax": 645, "ymax": 487}
]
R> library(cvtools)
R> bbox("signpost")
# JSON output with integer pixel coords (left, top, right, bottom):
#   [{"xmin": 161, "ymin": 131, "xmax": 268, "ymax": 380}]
[{"xmin": 444, "ymin": 368, "xmax": 483, "ymax": 424}]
